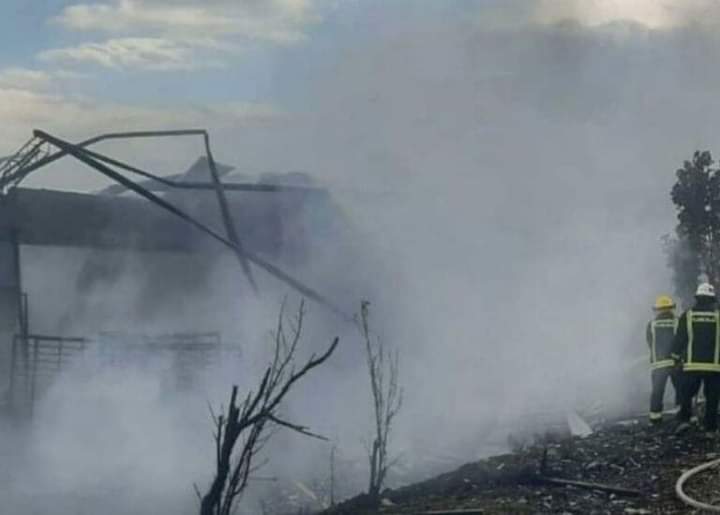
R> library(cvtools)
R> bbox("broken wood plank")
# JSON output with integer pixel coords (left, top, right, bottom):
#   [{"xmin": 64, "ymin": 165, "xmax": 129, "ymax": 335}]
[{"xmin": 537, "ymin": 475, "xmax": 643, "ymax": 497}]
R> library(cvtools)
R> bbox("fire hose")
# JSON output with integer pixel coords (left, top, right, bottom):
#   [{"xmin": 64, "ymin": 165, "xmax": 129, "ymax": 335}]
[{"xmin": 675, "ymin": 457, "xmax": 720, "ymax": 512}]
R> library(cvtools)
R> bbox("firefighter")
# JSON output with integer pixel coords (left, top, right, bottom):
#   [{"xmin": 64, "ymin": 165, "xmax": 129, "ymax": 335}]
[
  {"xmin": 672, "ymin": 283, "xmax": 720, "ymax": 433},
  {"xmin": 647, "ymin": 295, "xmax": 678, "ymax": 424}
]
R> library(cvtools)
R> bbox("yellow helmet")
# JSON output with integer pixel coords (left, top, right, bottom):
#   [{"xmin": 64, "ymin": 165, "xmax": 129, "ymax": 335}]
[{"xmin": 654, "ymin": 295, "xmax": 675, "ymax": 310}]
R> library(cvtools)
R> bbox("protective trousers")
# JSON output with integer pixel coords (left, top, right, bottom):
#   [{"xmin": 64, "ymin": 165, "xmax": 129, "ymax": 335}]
[
  {"xmin": 649, "ymin": 367, "xmax": 679, "ymax": 421},
  {"xmin": 677, "ymin": 372, "xmax": 720, "ymax": 431}
]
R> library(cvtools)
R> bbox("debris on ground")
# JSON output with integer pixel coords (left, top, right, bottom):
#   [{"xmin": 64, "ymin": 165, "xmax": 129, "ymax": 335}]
[
  {"xmin": 322, "ymin": 416, "xmax": 720, "ymax": 514},
  {"xmin": 566, "ymin": 411, "xmax": 593, "ymax": 438}
]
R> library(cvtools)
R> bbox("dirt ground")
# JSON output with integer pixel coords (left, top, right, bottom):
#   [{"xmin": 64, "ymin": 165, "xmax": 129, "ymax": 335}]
[{"xmin": 323, "ymin": 415, "xmax": 720, "ymax": 514}]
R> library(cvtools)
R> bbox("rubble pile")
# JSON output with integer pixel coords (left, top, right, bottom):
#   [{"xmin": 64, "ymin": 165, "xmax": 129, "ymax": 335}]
[{"xmin": 323, "ymin": 417, "xmax": 720, "ymax": 514}]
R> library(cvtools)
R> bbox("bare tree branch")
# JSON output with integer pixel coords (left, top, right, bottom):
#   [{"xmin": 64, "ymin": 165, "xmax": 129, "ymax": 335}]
[
  {"xmin": 199, "ymin": 302, "xmax": 339, "ymax": 515},
  {"xmin": 357, "ymin": 300, "xmax": 403, "ymax": 502},
  {"xmin": 267, "ymin": 414, "xmax": 330, "ymax": 441}
]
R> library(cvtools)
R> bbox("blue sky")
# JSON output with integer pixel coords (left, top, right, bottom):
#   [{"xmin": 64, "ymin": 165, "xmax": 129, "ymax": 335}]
[
  {"xmin": 0, "ymin": 0, "xmax": 331, "ymax": 106},
  {"xmin": 0, "ymin": 0, "xmax": 695, "ymax": 124},
  {"xmin": 5, "ymin": 1, "xmax": 720, "ymax": 396},
  {"xmin": 2, "ymin": 0, "xmax": 720, "ymax": 193},
  {"xmin": 0, "ymin": 0, "xmax": 463, "ymax": 187},
  {"xmin": 0, "ymin": 1, "xmax": 461, "ymax": 108},
  {"xmin": 10, "ymin": 5, "xmax": 720, "ymax": 505},
  {"xmin": 0, "ymin": 1, "xmax": 678, "ymax": 110},
  {"xmin": 0, "ymin": 1, "xmax": 356, "ymax": 189}
]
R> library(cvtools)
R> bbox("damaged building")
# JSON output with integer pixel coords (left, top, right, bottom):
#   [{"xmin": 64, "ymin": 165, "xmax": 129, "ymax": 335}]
[{"xmin": 0, "ymin": 130, "xmax": 348, "ymax": 413}]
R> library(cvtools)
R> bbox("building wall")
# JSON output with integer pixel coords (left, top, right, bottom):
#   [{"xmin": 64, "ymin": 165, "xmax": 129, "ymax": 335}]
[{"xmin": 0, "ymin": 238, "xmax": 20, "ymax": 394}]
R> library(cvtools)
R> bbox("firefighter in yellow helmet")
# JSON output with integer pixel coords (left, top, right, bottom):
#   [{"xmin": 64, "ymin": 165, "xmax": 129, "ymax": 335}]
[
  {"xmin": 646, "ymin": 294, "xmax": 679, "ymax": 423},
  {"xmin": 671, "ymin": 283, "xmax": 720, "ymax": 433}
]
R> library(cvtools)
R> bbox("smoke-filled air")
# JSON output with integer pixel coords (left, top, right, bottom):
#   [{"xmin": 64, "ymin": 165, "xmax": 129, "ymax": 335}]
[{"xmin": 3, "ymin": 1, "xmax": 720, "ymax": 514}]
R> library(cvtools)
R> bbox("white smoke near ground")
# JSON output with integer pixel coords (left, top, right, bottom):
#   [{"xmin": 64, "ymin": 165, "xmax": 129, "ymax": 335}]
[
  {"xmin": 253, "ymin": 0, "xmax": 720, "ymax": 479},
  {"xmin": 5, "ymin": 242, "xmax": 354, "ymax": 514},
  {"xmin": 6, "ymin": 1, "xmax": 720, "ymax": 513}
]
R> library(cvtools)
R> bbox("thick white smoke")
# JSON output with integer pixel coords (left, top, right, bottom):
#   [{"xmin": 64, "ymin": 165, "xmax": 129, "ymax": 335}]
[{"xmin": 8, "ymin": 1, "xmax": 720, "ymax": 513}]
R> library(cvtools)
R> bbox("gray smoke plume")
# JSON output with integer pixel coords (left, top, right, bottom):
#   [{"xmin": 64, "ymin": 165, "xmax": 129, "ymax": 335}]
[{"xmin": 7, "ymin": 1, "xmax": 720, "ymax": 513}]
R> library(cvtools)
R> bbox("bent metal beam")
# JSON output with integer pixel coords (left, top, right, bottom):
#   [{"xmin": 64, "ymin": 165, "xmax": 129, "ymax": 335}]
[{"xmin": 32, "ymin": 129, "xmax": 350, "ymax": 320}]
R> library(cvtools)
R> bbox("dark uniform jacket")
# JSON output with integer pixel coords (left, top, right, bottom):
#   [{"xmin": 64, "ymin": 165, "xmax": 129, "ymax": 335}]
[
  {"xmin": 646, "ymin": 311, "xmax": 677, "ymax": 369},
  {"xmin": 672, "ymin": 298, "xmax": 720, "ymax": 372}
]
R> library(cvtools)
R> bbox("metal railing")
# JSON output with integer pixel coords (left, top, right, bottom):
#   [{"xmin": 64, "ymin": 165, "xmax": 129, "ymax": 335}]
[
  {"xmin": 7, "ymin": 331, "xmax": 236, "ymax": 415},
  {"xmin": 96, "ymin": 331, "xmax": 229, "ymax": 389},
  {"xmin": 0, "ymin": 136, "xmax": 50, "ymax": 193},
  {"xmin": 8, "ymin": 334, "xmax": 88, "ymax": 413}
]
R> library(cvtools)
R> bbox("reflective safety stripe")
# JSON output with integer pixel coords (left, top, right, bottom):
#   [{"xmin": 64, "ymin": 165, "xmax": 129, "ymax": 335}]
[
  {"xmin": 690, "ymin": 314, "xmax": 718, "ymax": 321},
  {"xmin": 651, "ymin": 359, "xmax": 674, "ymax": 369},
  {"xmin": 649, "ymin": 412, "xmax": 663, "ymax": 421},
  {"xmin": 686, "ymin": 310, "xmax": 720, "ymax": 369},
  {"xmin": 716, "ymin": 312, "xmax": 720, "ymax": 365},
  {"xmin": 651, "ymin": 321, "xmax": 657, "ymax": 363},
  {"xmin": 683, "ymin": 363, "xmax": 720, "ymax": 372},
  {"xmin": 688, "ymin": 310, "xmax": 694, "ymax": 363}
]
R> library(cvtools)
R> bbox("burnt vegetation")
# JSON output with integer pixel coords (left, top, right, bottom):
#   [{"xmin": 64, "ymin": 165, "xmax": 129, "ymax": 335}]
[
  {"xmin": 358, "ymin": 301, "xmax": 404, "ymax": 503},
  {"xmin": 198, "ymin": 301, "xmax": 339, "ymax": 515}
]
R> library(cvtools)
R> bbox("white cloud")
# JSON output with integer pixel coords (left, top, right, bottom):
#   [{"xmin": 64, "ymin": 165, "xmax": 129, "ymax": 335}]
[
  {"xmin": 0, "ymin": 88, "xmax": 283, "ymax": 137},
  {"xmin": 0, "ymin": 86, "xmax": 286, "ymax": 191},
  {"xmin": 0, "ymin": 87, "xmax": 283, "ymax": 152},
  {"xmin": 38, "ymin": 37, "xmax": 224, "ymax": 70},
  {"xmin": 533, "ymin": 0, "xmax": 720, "ymax": 29},
  {"xmin": 473, "ymin": 0, "xmax": 720, "ymax": 31},
  {"xmin": 54, "ymin": 1, "xmax": 235, "ymax": 34},
  {"xmin": 54, "ymin": 0, "xmax": 321, "ymax": 43},
  {"xmin": 0, "ymin": 68, "xmax": 53, "ymax": 91},
  {"xmin": 0, "ymin": 67, "xmax": 87, "ymax": 93},
  {"xmin": 534, "ymin": 0, "xmax": 677, "ymax": 28},
  {"xmin": 43, "ymin": 0, "xmax": 326, "ymax": 71}
]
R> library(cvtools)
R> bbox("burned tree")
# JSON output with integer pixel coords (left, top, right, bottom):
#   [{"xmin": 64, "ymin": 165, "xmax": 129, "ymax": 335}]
[
  {"xmin": 357, "ymin": 300, "xmax": 403, "ymax": 501},
  {"xmin": 198, "ymin": 301, "xmax": 339, "ymax": 515}
]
